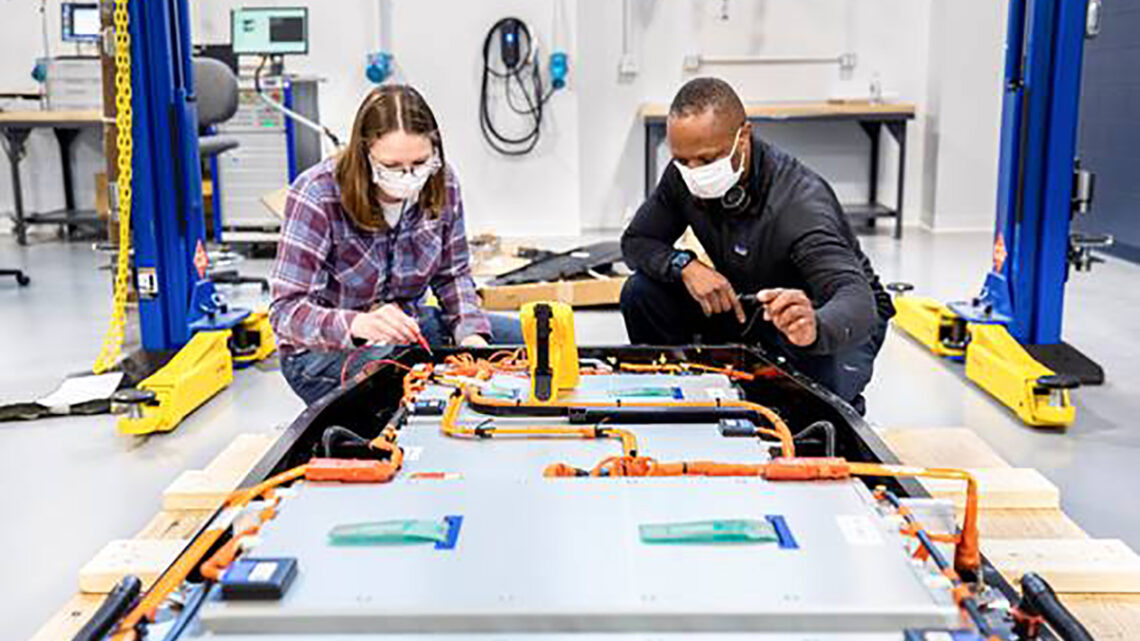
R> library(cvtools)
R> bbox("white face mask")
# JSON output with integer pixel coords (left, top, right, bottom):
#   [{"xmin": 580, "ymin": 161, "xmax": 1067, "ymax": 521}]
[
  {"xmin": 371, "ymin": 153, "xmax": 442, "ymax": 201},
  {"xmin": 673, "ymin": 128, "xmax": 745, "ymax": 200}
]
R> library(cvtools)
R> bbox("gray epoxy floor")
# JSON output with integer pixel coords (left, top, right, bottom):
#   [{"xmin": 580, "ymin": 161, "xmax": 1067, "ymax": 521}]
[{"xmin": 1, "ymin": 229, "xmax": 1138, "ymax": 641}]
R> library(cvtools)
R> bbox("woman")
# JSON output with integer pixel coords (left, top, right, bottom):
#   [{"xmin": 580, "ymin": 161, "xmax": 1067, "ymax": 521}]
[{"xmin": 270, "ymin": 85, "xmax": 521, "ymax": 405}]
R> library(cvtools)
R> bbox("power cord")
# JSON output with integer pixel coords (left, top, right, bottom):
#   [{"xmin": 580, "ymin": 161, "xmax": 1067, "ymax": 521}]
[
  {"xmin": 254, "ymin": 55, "xmax": 342, "ymax": 149},
  {"xmin": 479, "ymin": 18, "xmax": 556, "ymax": 156}
]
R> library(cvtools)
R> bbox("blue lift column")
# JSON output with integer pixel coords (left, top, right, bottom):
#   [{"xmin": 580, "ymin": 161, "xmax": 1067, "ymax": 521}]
[
  {"xmin": 890, "ymin": 0, "xmax": 1102, "ymax": 427},
  {"xmin": 128, "ymin": 0, "xmax": 246, "ymax": 353},
  {"xmin": 110, "ymin": 0, "xmax": 266, "ymax": 435},
  {"xmin": 952, "ymin": 0, "xmax": 1103, "ymax": 385}
]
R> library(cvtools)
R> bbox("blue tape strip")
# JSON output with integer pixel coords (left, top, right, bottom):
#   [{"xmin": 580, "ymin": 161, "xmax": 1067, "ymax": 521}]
[
  {"xmin": 766, "ymin": 514, "xmax": 799, "ymax": 549},
  {"xmin": 435, "ymin": 515, "xmax": 463, "ymax": 550}
]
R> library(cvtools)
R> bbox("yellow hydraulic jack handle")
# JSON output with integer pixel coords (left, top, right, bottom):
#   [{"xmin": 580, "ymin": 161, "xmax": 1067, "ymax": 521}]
[
  {"xmin": 965, "ymin": 323, "xmax": 1076, "ymax": 427},
  {"xmin": 521, "ymin": 301, "xmax": 579, "ymax": 403},
  {"xmin": 111, "ymin": 330, "xmax": 235, "ymax": 435}
]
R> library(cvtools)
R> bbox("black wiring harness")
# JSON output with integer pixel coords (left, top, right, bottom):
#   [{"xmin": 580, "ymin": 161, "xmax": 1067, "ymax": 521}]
[{"xmin": 479, "ymin": 18, "xmax": 556, "ymax": 156}]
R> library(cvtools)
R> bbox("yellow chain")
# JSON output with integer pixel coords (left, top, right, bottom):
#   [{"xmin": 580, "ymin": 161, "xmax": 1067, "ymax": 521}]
[{"xmin": 93, "ymin": 0, "xmax": 134, "ymax": 374}]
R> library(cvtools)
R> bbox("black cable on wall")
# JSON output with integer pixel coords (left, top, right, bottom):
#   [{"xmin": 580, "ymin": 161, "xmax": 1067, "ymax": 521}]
[{"xmin": 479, "ymin": 18, "xmax": 555, "ymax": 156}]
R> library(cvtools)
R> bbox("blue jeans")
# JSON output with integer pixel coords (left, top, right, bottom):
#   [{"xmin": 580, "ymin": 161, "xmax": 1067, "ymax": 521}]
[{"xmin": 281, "ymin": 309, "xmax": 523, "ymax": 406}]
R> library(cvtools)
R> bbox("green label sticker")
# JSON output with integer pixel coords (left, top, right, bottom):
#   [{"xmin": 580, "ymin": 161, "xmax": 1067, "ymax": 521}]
[
  {"xmin": 639, "ymin": 519, "xmax": 778, "ymax": 544},
  {"xmin": 329, "ymin": 519, "xmax": 449, "ymax": 546}
]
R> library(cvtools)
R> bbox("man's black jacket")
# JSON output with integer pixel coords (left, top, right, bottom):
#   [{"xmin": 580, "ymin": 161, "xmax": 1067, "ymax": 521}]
[{"xmin": 622, "ymin": 132, "xmax": 894, "ymax": 355}]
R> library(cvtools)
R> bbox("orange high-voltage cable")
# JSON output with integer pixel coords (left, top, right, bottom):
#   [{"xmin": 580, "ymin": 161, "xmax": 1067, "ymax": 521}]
[
  {"xmin": 465, "ymin": 387, "xmax": 796, "ymax": 458},
  {"xmin": 111, "ymin": 464, "xmax": 310, "ymax": 640},
  {"xmin": 440, "ymin": 391, "xmax": 639, "ymax": 457},
  {"xmin": 543, "ymin": 456, "xmax": 980, "ymax": 576}
]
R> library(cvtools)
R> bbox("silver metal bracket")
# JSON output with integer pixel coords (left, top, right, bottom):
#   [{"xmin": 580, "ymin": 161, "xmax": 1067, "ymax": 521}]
[
  {"xmin": 1087, "ymin": 0, "xmax": 1103, "ymax": 39},
  {"xmin": 1072, "ymin": 165, "xmax": 1095, "ymax": 215},
  {"xmin": 1069, "ymin": 233, "xmax": 1113, "ymax": 272}
]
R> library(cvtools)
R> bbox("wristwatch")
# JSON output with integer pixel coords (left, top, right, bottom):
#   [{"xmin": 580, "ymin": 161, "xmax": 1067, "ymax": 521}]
[{"xmin": 669, "ymin": 250, "xmax": 696, "ymax": 281}]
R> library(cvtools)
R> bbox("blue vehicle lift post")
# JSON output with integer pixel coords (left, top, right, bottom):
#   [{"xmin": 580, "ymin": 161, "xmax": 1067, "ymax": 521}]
[
  {"xmin": 890, "ymin": 0, "xmax": 1104, "ymax": 427},
  {"xmin": 108, "ymin": 0, "xmax": 274, "ymax": 435}
]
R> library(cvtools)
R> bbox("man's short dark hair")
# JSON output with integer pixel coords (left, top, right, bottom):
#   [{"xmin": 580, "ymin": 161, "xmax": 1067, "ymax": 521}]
[{"xmin": 669, "ymin": 77, "xmax": 746, "ymax": 125}]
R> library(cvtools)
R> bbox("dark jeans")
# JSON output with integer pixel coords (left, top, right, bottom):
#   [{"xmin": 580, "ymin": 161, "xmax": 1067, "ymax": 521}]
[
  {"xmin": 620, "ymin": 272, "xmax": 887, "ymax": 415},
  {"xmin": 281, "ymin": 309, "xmax": 523, "ymax": 406}
]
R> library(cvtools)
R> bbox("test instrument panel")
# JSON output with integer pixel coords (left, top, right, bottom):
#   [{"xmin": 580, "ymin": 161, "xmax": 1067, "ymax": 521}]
[{"xmin": 214, "ymin": 7, "xmax": 322, "ymax": 240}]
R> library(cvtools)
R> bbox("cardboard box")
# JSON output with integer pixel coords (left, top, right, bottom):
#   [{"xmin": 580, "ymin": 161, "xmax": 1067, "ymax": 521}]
[
  {"xmin": 479, "ymin": 276, "xmax": 626, "ymax": 311},
  {"xmin": 261, "ymin": 187, "xmax": 289, "ymax": 221}
]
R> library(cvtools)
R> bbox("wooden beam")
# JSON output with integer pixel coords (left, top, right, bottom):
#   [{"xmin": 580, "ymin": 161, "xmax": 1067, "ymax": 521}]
[
  {"xmin": 977, "ymin": 509, "xmax": 1089, "ymax": 540},
  {"xmin": 203, "ymin": 433, "xmax": 274, "ymax": 485},
  {"xmin": 162, "ymin": 433, "xmax": 274, "ymax": 510},
  {"xmin": 27, "ymin": 594, "xmax": 106, "ymax": 641},
  {"xmin": 984, "ymin": 539, "xmax": 1140, "ymax": 593},
  {"xmin": 78, "ymin": 539, "xmax": 189, "ymax": 594},
  {"xmin": 920, "ymin": 467, "xmax": 1060, "ymax": 510},
  {"xmin": 1064, "ymin": 595, "xmax": 1140, "ymax": 641},
  {"xmin": 134, "ymin": 509, "xmax": 212, "ymax": 540},
  {"xmin": 162, "ymin": 469, "xmax": 237, "ymax": 510},
  {"xmin": 879, "ymin": 427, "xmax": 1011, "ymax": 469}
]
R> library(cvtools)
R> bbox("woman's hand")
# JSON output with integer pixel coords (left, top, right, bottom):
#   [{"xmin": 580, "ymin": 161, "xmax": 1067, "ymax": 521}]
[
  {"xmin": 350, "ymin": 303, "xmax": 424, "ymax": 345},
  {"xmin": 460, "ymin": 334, "xmax": 489, "ymax": 349}
]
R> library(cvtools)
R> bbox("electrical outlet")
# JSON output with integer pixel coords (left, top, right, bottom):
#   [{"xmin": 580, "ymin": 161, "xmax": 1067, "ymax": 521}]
[
  {"xmin": 618, "ymin": 53, "xmax": 638, "ymax": 76},
  {"xmin": 682, "ymin": 53, "xmax": 701, "ymax": 72}
]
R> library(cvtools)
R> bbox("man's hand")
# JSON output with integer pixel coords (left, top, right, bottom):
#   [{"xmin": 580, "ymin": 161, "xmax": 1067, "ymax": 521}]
[
  {"xmin": 757, "ymin": 288, "xmax": 817, "ymax": 347},
  {"xmin": 460, "ymin": 334, "xmax": 489, "ymax": 348},
  {"xmin": 350, "ymin": 303, "xmax": 425, "ymax": 346},
  {"xmin": 681, "ymin": 260, "xmax": 746, "ymax": 322}
]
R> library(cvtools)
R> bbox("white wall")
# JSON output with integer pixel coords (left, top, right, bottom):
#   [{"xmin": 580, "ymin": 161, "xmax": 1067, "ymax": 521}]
[
  {"xmin": 0, "ymin": 0, "xmax": 1010, "ymax": 238},
  {"xmin": 577, "ymin": 0, "xmax": 935, "ymax": 231},
  {"xmin": 195, "ymin": 0, "xmax": 583, "ymax": 237},
  {"xmin": 921, "ymin": 0, "xmax": 1007, "ymax": 232}
]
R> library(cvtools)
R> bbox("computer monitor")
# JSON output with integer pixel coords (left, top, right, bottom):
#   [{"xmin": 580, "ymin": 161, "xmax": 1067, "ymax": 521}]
[
  {"xmin": 62, "ymin": 3, "xmax": 100, "ymax": 43},
  {"xmin": 231, "ymin": 7, "xmax": 309, "ymax": 56}
]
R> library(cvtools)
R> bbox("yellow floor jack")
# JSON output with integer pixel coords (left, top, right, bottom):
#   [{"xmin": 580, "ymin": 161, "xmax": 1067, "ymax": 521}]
[
  {"xmin": 887, "ymin": 284, "xmax": 1078, "ymax": 428},
  {"xmin": 110, "ymin": 312, "xmax": 276, "ymax": 436}
]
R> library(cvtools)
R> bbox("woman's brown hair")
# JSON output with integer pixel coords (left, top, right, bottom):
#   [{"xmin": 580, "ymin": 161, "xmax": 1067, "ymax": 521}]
[{"xmin": 336, "ymin": 85, "xmax": 447, "ymax": 231}]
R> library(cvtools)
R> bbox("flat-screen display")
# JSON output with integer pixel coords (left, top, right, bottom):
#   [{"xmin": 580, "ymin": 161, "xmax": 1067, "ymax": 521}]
[
  {"xmin": 62, "ymin": 3, "xmax": 100, "ymax": 43},
  {"xmin": 231, "ymin": 7, "xmax": 309, "ymax": 56}
]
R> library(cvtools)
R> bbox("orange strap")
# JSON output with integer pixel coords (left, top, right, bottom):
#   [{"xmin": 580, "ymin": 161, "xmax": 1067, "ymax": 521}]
[{"xmin": 200, "ymin": 526, "xmax": 260, "ymax": 581}]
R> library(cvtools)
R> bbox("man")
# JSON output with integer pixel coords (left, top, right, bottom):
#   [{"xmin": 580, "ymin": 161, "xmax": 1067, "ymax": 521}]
[{"xmin": 620, "ymin": 77, "xmax": 894, "ymax": 414}]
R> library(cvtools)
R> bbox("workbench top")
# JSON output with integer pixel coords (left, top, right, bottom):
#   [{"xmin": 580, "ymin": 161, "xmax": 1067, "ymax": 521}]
[
  {"xmin": 0, "ymin": 109, "xmax": 104, "ymax": 127},
  {"xmin": 640, "ymin": 100, "xmax": 916, "ymax": 121}
]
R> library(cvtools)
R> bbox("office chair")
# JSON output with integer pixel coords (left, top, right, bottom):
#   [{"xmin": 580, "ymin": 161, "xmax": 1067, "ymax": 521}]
[{"xmin": 194, "ymin": 57, "xmax": 268, "ymax": 293}]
